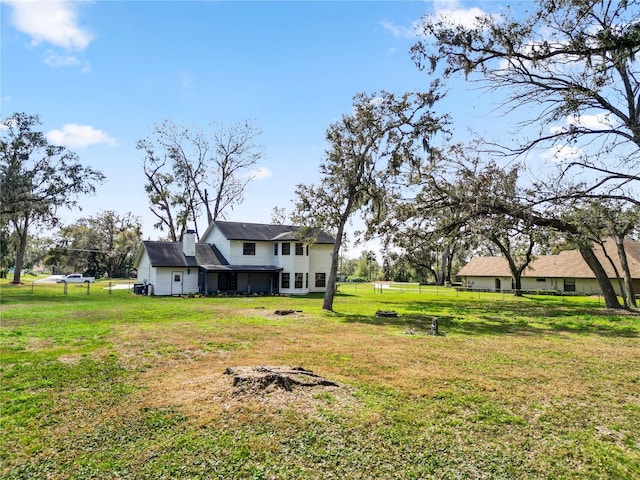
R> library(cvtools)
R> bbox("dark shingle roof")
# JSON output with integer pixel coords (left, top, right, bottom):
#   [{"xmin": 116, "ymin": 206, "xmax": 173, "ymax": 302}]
[
  {"xmin": 214, "ymin": 221, "xmax": 334, "ymax": 244},
  {"xmin": 142, "ymin": 242, "xmax": 229, "ymax": 267}
]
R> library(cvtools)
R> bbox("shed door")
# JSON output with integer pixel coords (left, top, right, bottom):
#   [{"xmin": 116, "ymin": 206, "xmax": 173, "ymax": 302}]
[{"xmin": 171, "ymin": 271, "xmax": 183, "ymax": 295}]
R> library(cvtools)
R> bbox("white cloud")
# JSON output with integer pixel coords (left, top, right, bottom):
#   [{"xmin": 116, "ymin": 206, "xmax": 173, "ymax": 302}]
[
  {"xmin": 431, "ymin": 0, "xmax": 490, "ymax": 30},
  {"xmin": 248, "ymin": 166, "xmax": 272, "ymax": 180},
  {"xmin": 4, "ymin": 0, "xmax": 93, "ymax": 50},
  {"xmin": 549, "ymin": 113, "xmax": 613, "ymax": 134},
  {"xmin": 381, "ymin": 20, "xmax": 419, "ymax": 39},
  {"xmin": 541, "ymin": 144, "xmax": 583, "ymax": 162},
  {"xmin": 433, "ymin": 6, "xmax": 488, "ymax": 30},
  {"xmin": 44, "ymin": 52, "xmax": 80, "ymax": 67},
  {"xmin": 46, "ymin": 124, "xmax": 117, "ymax": 148},
  {"xmin": 567, "ymin": 113, "xmax": 612, "ymax": 130},
  {"xmin": 385, "ymin": 1, "xmax": 492, "ymax": 41}
]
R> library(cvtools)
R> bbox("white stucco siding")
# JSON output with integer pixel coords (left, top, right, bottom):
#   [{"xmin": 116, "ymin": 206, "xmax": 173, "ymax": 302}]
[
  {"xmin": 204, "ymin": 228, "xmax": 231, "ymax": 260},
  {"xmin": 520, "ymin": 277, "xmax": 557, "ymax": 291},
  {"xmin": 136, "ymin": 251, "xmax": 153, "ymax": 285},
  {"xmin": 151, "ymin": 268, "xmax": 198, "ymax": 296},
  {"xmin": 228, "ymin": 240, "xmax": 274, "ymax": 265},
  {"xmin": 291, "ymin": 249, "xmax": 310, "ymax": 272},
  {"xmin": 464, "ymin": 275, "xmax": 617, "ymax": 295},
  {"xmin": 275, "ymin": 243, "xmax": 294, "ymax": 270},
  {"xmin": 575, "ymin": 278, "xmax": 605, "ymax": 294},
  {"xmin": 462, "ymin": 276, "xmax": 510, "ymax": 291},
  {"xmin": 309, "ymin": 244, "xmax": 333, "ymax": 293}
]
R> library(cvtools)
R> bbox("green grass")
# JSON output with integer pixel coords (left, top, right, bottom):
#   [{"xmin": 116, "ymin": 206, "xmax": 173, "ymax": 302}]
[{"xmin": 1, "ymin": 282, "xmax": 639, "ymax": 479}]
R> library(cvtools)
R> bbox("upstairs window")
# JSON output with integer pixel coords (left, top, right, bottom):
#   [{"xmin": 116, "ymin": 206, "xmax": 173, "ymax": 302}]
[
  {"xmin": 295, "ymin": 243, "xmax": 304, "ymax": 255},
  {"xmin": 243, "ymin": 242, "xmax": 256, "ymax": 255},
  {"xmin": 282, "ymin": 243, "xmax": 291, "ymax": 255}
]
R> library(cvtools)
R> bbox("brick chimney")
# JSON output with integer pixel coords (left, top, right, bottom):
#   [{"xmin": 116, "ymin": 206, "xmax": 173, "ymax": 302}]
[{"xmin": 183, "ymin": 229, "xmax": 196, "ymax": 256}]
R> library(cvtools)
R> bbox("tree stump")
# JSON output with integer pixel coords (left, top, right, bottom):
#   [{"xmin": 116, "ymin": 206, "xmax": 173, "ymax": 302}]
[
  {"xmin": 224, "ymin": 366, "xmax": 339, "ymax": 394},
  {"xmin": 430, "ymin": 317, "xmax": 439, "ymax": 335},
  {"xmin": 376, "ymin": 310, "xmax": 398, "ymax": 318}
]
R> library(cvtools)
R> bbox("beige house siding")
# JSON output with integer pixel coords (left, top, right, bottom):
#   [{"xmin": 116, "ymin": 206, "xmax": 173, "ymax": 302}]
[{"xmin": 458, "ymin": 239, "xmax": 640, "ymax": 295}]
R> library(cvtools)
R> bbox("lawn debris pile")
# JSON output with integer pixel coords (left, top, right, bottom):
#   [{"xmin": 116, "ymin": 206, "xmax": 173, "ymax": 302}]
[
  {"xmin": 274, "ymin": 309, "xmax": 302, "ymax": 316},
  {"xmin": 224, "ymin": 365, "xmax": 339, "ymax": 394}
]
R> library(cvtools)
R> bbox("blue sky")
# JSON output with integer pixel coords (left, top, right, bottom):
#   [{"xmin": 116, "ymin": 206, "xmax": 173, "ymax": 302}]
[{"xmin": 2, "ymin": 0, "xmax": 520, "ymax": 252}]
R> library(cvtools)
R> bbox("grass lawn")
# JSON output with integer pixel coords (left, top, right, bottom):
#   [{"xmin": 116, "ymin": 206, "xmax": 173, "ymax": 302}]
[{"xmin": 1, "ymin": 281, "xmax": 639, "ymax": 479}]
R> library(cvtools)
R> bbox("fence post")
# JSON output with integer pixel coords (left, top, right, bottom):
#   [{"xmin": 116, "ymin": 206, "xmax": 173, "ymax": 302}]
[
  {"xmin": 109, "ymin": 281, "xmax": 112, "ymax": 295},
  {"xmin": 86, "ymin": 282, "xmax": 90, "ymax": 295},
  {"xmin": 64, "ymin": 283, "xmax": 68, "ymax": 295},
  {"xmin": 31, "ymin": 281, "xmax": 34, "ymax": 294}
]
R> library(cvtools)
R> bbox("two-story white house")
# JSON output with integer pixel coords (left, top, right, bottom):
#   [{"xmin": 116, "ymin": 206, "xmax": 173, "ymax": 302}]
[{"xmin": 133, "ymin": 221, "xmax": 335, "ymax": 296}]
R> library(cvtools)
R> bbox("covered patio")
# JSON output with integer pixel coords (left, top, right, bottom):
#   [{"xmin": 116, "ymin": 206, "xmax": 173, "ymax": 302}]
[{"xmin": 199, "ymin": 265, "xmax": 282, "ymax": 295}]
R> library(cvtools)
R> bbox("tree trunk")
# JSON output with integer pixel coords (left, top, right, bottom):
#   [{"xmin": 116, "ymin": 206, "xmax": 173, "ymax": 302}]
[
  {"xmin": 323, "ymin": 201, "xmax": 353, "ymax": 312},
  {"xmin": 323, "ymin": 223, "xmax": 345, "ymax": 312},
  {"xmin": 513, "ymin": 274, "xmax": 522, "ymax": 296},
  {"xmin": 446, "ymin": 245, "xmax": 454, "ymax": 284},
  {"xmin": 578, "ymin": 244, "xmax": 622, "ymax": 309},
  {"xmin": 614, "ymin": 236, "xmax": 637, "ymax": 309},
  {"xmin": 438, "ymin": 246, "xmax": 449, "ymax": 285},
  {"xmin": 10, "ymin": 215, "xmax": 29, "ymax": 284},
  {"xmin": 204, "ymin": 189, "xmax": 213, "ymax": 224}
]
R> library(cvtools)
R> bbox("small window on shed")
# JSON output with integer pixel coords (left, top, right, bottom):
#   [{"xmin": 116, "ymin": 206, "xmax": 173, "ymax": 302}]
[{"xmin": 536, "ymin": 278, "xmax": 546, "ymax": 283}]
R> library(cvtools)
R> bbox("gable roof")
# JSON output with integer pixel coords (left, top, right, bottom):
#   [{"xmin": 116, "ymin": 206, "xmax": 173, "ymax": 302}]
[
  {"xmin": 139, "ymin": 241, "xmax": 229, "ymax": 268},
  {"xmin": 458, "ymin": 239, "xmax": 640, "ymax": 279},
  {"xmin": 212, "ymin": 221, "xmax": 335, "ymax": 244}
]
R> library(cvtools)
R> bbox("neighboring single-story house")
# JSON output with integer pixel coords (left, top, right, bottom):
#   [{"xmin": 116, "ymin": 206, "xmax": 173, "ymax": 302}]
[
  {"xmin": 133, "ymin": 221, "xmax": 335, "ymax": 296},
  {"xmin": 457, "ymin": 238, "xmax": 640, "ymax": 294}
]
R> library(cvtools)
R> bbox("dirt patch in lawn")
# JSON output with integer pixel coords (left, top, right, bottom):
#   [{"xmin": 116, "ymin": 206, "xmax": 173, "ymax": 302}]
[{"xmin": 140, "ymin": 363, "xmax": 356, "ymax": 423}]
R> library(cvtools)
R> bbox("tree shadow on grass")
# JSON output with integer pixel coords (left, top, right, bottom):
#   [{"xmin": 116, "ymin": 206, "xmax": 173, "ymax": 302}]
[
  {"xmin": 335, "ymin": 299, "xmax": 639, "ymax": 338},
  {"xmin": 335, "ymin": 312, "xmax": 448, "ymax": 332}
]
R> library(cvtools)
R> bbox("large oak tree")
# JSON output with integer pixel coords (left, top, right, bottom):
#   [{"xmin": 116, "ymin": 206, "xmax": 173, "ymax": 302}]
[
  {"xmin": 294, "ymin": 88, "xmax": 448, "ymax": 311},
  {"xmin": 0, "ymin": 113, "xmax": 105, "ymax": 284},
  {"xmin": 407, "ymin": 0, "xmax": 640, "ymax": 308},
  {"xmin": 412, "ymin": 0, "xmax": 640, "ymax": 197}
]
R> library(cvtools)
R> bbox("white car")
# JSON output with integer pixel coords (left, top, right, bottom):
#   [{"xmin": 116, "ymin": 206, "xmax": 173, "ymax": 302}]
[{"xmin": 56, "ymin": 274, "xmax": 96, "ymax": 283}]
